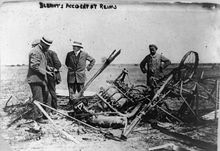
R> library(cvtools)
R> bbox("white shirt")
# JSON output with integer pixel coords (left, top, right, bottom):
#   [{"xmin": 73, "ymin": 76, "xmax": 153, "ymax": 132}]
[{"xmin": 74, "ymin": 50, "xmax": 81, "ymax": 56}]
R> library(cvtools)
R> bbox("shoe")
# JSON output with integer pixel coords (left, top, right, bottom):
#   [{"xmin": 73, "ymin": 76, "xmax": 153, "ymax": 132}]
[
  {"xmin": 42, "ymin": 115, "xmax": 48, "ymax": 119},
  {"xmin": 51, "ymin": 111, "xmax": 57, "ymax": 115},
  {"xmin": 50, "ymin": 112, "xmax": 59, "ymax": 120},
  {"xmin": 66, "ymin": 104, "xmax": 73, "ymax": 111},
  {"xmin": 26, "ymin": 122, "xmax": 42, "ymax": 133},
  {"xmin": 67, "ymin": 101, "xmax": 74, "ymax": 106},
  {"xmin": 36, "ymin": 118, "xmax": 48, "ymax": 124}
]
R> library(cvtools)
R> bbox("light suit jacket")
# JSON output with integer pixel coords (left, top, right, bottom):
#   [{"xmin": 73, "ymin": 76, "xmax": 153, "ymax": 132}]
[{"xmin": 26, "ymin": 45, "xmax": 47, "ymax": 84}]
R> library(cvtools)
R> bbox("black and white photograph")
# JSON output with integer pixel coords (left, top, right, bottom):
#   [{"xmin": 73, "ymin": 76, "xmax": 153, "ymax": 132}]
[{"xmin": 0, "ymin": 0, "xmax": 219, "ymax": 151}]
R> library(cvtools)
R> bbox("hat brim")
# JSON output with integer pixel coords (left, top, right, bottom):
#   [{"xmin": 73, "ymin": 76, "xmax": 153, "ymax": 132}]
[
  {"xmin": 72, "ymin": 45, "xmax": 83, "ymax": 48},
  {"xmin": 40, "ymin": 40, "xmax": 52, "ymax": 46},
  {"xmin": 40, "ymin": 37, "xmax": 53, "ymax": 46}
]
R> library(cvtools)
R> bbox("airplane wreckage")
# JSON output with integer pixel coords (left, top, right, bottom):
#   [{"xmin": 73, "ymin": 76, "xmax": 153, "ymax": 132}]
[{"xmin": 4, "ymin": 50, "xmax": 219, "ymax": 142}]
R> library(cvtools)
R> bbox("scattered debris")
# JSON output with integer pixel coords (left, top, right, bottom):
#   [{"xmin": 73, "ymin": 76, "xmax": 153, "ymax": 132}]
[
  {"xmin": 202, "ymin": 109, "xmax": 219, "ymax": 120},
  {"xmin": 149, "ymin": 143, "xmax": 193, "ymax": 151},
  {"xmin": 34, "ymin": 101, "xmax": 80, "ymax": 144},
  {"xmin": 2, "ymin": 51, "xmax": 219, "ymax": 151}
]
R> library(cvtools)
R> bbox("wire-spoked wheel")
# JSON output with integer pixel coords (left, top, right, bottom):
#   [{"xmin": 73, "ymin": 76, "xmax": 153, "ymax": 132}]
[
  {"xmin": 174, "ymin": 51, "xmax": 199, "ymax": 84},
  {"xmin": 152, "ymin": 51, "xmax": 199, "ymax": 122}
]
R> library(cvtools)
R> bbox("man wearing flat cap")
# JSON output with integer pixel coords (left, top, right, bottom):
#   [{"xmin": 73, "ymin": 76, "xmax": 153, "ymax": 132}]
[
  {"xmin": 140, "ymin": 44, "xmax": 171, "ymax": 96},
  {"xmin": 27, "ymin": 37, "xmax": 53, "ymax": 123},
  {"xmin": 65, "ymin": 41, "xmax": 95, "ymax": 105}
]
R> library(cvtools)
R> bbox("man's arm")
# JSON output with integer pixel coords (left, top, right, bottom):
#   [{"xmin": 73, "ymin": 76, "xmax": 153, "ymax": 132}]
[
  {"xmin": 161, "ymin": 55, "xmax": 171, "ymax": 69},
  {"xmin": 52, "ymin": 51, "xmax": 62, "ymax": 70},
  {"xmin": 86, "ymin": 53, "xmax": 95, "ymax": 71},
  {"xmin": 140, "ymin": 56, "xmax": 148, "ymax": 73},
  {"xmin": 65, "ymin": 53, "xmax": 70, "ymax": 67},
  {"xmin": 29, "ymin": 51, "xmax": 46, "ymax": 76}
]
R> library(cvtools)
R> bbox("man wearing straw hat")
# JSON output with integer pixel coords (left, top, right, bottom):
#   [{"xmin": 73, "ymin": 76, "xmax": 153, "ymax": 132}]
[
  {"xmin": 31, "ymin": 39, "xmax": 61, "ymax": 111},
  {"xmin": 27, "ymin": 37, "xmax": 53, "ymax": 123},
  {"xmin": 65, "ymin": 41, "xmax": 95, "ymax": 106}
]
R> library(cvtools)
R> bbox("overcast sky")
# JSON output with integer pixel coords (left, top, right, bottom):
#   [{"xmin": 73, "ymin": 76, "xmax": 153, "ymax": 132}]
[{"xmin": 0, "ymin": 1, "xmax": 220, "ymax": 65}]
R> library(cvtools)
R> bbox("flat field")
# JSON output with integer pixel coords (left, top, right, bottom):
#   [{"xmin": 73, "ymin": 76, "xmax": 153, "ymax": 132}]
[{"xmin": 0, "ymin": 64, "xmax": 219, "ymax": 151}]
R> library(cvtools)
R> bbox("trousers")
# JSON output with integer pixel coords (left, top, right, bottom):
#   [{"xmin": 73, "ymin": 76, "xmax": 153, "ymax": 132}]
[
  {"xmin": 47, "ymin": 77, "xmax": 58, "ymax": 109},
  {"xmin": 29, "ymin": 82, "xmax": 51, "ymax": 119},
  {"xmin": 68, "ymin": 83, "xmax": 84, "ymax": 105}
]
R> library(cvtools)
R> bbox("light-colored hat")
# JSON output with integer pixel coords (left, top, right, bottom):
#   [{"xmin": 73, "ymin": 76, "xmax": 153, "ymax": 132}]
[
  {"xmin": 31, "ymin": 39, "xmax": 40, "ymax": 47},
  {"xmin": 72, "ymin": 41, "xmax": 83, "ymax": 48},
  {"xmin": 40, "ymin": 37, "xmax": 53, "ymax": 46}
]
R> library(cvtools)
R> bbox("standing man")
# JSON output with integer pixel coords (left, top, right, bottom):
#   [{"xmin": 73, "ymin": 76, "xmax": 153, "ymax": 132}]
[
  {"xmin": 65, "ymin": 41, "xmax": 95, "ymax": 105},
  {"xmin": 45, "ymin": 49, "xmax": 62, "ymax": 110},
  {"xmin": 27, "ymin": 37, "xmax": 53, "ymax": 123},
  {"xmin": 140, "ymin": 44, "xmax": 171, "ymax": 96}
]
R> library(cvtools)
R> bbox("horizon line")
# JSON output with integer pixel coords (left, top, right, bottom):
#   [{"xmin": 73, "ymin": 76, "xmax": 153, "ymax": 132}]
[{"xmin": 1, "ymin": 63, "xmax": 220, "ymax": 66}]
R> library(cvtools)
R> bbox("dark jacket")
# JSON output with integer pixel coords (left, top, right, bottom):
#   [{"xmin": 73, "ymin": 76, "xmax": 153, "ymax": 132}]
[
  {"xmin": 26, "ymin": 45, "xmax": 47, "ymax": 84},
  {"xmin": 65, "ymin": 50, "xmax": 95, "ymax": 83},
  {"xmin": 45, "ymin": 50, "xmax": 61, "ymax": 70},
  {"xmin": 45, "ymin": 50, "xmax": 62, "ymax": 83}
]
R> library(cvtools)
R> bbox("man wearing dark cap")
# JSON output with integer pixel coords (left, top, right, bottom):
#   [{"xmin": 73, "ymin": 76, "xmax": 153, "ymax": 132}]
[
  {"xmin": 140, "ymin": 44, "xmax": 171, "ymax": 96},
  {"xmin": 27, "ymin": 37, "xmax": 53, "ymax": 123},
  {"xmin": 65, "ymin": 41, "xmax": 95, "ymax": 105}
]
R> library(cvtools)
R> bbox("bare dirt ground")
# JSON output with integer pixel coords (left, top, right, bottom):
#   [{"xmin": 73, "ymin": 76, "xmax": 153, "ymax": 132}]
[{"xmin": 0, "ymin": 65, "xmax": 218, "ymax": 151}]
